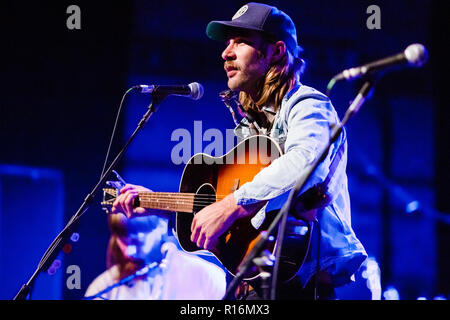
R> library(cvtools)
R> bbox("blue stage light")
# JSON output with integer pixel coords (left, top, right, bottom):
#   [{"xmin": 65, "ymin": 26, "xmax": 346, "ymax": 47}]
[
  {"xmin": 383, "ymin": 286, "xmax": 400, "ymax": 300},
  {"xmin": 70, "ymin": 233, "xmax": 80, "ymax": 242},
  {"xmin": 405, "ymin": 201, "xmax": 420, "ymax": 214}
]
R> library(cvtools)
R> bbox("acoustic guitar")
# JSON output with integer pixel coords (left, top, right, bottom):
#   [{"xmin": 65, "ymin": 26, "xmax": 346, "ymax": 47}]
[{"xmin": 102, "ymin": 135, "xmax": 312, "ymax": 282}]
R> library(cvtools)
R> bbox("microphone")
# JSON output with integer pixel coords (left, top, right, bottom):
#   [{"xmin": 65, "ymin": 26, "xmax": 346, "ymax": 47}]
[
  {"xmin": 133, "ymin": 82, "xmax": 204, "ymax": 100},
  {"xmin": 333, "ymin": 43, "xmax": 428, "ymax": 82}
]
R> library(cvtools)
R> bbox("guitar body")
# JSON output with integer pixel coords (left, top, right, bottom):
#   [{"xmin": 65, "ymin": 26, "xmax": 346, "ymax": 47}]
[{"xmin": 175, "ymin": 135, "xmax": 311, "ymax": 282}]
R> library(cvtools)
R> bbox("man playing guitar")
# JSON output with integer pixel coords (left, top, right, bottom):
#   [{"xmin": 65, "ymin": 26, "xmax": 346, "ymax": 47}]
[{"xmin": 111, "ymin": 2, "xmax": 367, "ymax": 300}]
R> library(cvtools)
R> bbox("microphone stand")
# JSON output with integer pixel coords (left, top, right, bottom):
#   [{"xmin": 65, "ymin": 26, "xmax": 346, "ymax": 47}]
[
  {"xmin": 13, "ymin": 93, "xmax": 164, "ymax": 300},
  {"xmin": 223, "ymin": 78, "xmax": 376, "ymax": 300}
]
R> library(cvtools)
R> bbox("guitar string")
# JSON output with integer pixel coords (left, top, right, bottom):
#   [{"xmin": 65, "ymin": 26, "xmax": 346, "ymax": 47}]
[
  {"xmin": 138, "ymin": 193, "xmax": 227, "ymax": 198},
  {"xmin": 103, "ymin": 198, "xmax": 221, "ymax": 207},
  {"xmin": 139, "ymin": 200, "xmax": 217, "ymax": 207},
  {"xmin": 107, "ymin": 192, "xmax": 228, "ymax": 199},
  {"xmin": 136, "ymin": 202, "xmax": 216, "ymax": 211},
  {"xmin": 138, "ymin": 195, "xmax": 224, "ymax": 206},
  {"xmin": 103, "ymin": 199, "xmax": 220, "ymax": 207},
  {"xmin": 138, "ymin": 195, "xmax": 226, "ymax": 208},
  {"xmin": 106, "ymin": 190, "xmax": 232, "ymax": 200},
  {"xmin": 138, "ymin": 196, "xmax": 226, "ymax": 206},
  {"xmin": 122, "ymin": 194, "xmax": 229, "ymax": 201},
  {"xmin": 138, "ymin": 194, "xmax": 227, "ymax": 200},
  {"xmin": 106, "ymin": 193, "xmax": 231, "ymax": 208}
]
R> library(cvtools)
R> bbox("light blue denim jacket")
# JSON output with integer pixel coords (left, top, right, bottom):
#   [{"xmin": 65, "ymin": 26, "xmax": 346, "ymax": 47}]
[{"xmin": 233, "ymin": 83, "xmax": 367, "ymax": 287}]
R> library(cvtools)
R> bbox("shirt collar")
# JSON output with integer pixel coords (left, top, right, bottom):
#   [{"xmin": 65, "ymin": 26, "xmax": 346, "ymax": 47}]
[{"xmin": 284, "ymin": 82, "xmax": 302, "ymax": 102}]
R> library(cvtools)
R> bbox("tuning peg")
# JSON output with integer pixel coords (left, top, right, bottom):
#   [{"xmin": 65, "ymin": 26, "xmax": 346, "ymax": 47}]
[{"xmin": 112, "ymin": 170, "xmax": 127, "ymax": 185}]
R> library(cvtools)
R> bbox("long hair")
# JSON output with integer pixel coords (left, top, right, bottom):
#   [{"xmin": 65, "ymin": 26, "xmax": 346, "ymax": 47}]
[{"xmin": 239, "ymin": 42, "xmax": 305, "ymax": 129}]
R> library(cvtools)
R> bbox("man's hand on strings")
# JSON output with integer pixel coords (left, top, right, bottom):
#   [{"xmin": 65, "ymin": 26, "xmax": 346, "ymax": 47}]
[
  {"xmin": 111, "ymin": 184, "xmax": 168, "ymax": 219},
  {"xmin": 190, "ymin": 194, "xmax": 265, "ymax": 250}
]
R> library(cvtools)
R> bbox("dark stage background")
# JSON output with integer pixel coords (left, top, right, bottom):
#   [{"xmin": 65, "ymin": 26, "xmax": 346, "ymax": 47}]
[{"xmin": 1, "ymin": 0, "xmax": 448, "ymax": 300}]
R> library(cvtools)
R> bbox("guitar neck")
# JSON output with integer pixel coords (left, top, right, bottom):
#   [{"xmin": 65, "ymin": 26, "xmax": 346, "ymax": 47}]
[{"xmin": 137, "ymin": 192, "xmax": 197, "ymax": 213}]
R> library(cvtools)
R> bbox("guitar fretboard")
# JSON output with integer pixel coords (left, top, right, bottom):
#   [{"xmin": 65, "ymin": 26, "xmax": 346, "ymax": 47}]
[
  {"xmin": 102, "ymin": 189, "xmax": 222, "ymax": 213},
  {"xmin": 138, "ymin": 192, "xmax": 197, "ymax": 213}
]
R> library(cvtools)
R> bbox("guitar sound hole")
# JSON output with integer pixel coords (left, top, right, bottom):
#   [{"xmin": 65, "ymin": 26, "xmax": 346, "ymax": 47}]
[{"xmin": 193, "ymin": 184, "xmax": 216, "ymax": 214}]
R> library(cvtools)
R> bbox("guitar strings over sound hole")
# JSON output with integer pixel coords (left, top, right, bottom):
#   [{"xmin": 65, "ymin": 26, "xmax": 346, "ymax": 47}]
[{"xmin": 193, "ymin": 184, "xmax": 216, "ymax": 214}]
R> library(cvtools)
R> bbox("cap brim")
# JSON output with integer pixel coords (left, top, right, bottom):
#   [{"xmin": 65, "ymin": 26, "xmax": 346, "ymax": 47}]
[
  {"xmin": 206, "ymin": 20, "xmax": 304, "ymax": 57},
  {"xmin": 206, "ymin": 20, "xmax": 265, "ymax": 41}
]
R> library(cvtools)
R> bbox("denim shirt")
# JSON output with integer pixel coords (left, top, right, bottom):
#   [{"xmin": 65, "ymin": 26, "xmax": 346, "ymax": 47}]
[{"xmin": 233, "ymin": 83, "xmax": 367, "ymax": 287}]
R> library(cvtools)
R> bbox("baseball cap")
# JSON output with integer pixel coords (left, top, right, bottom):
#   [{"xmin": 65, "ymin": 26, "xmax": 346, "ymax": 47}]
[{"xmin": 206, "ymin": 2, "xmax": 303, "ymax": 57}]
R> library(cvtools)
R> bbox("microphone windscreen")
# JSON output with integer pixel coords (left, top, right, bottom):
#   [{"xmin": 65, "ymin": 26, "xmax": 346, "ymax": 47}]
[
  {"xmin": 189, "ymin": 82, "xmax": 204, "ymax": 100},
  {"xmin": 405, "ymin": 43, "xmax": 428, "ymax": 67}
]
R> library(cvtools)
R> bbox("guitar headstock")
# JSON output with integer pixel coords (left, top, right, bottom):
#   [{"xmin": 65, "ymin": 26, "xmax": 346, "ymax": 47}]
[
  {"xmin": 101, "ymin": 175, "xmax": 127, "ymax": 213},
  {"xmin": 101, "ymin": 188, "xmax": 118, "ymax": 213}
]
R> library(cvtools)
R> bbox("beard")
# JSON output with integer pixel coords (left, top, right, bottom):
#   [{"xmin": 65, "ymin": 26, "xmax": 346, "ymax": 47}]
[
  {"xmin": 227, "ymin": 69, "xmax": 259, "ymax": 95},
  {"xmin": 224, "ymin": 60, "xmax": 268, "ymax": 98},
  {"xmin": 228, "ymin": 72, "xmax": 266, "ymax": 104}
]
